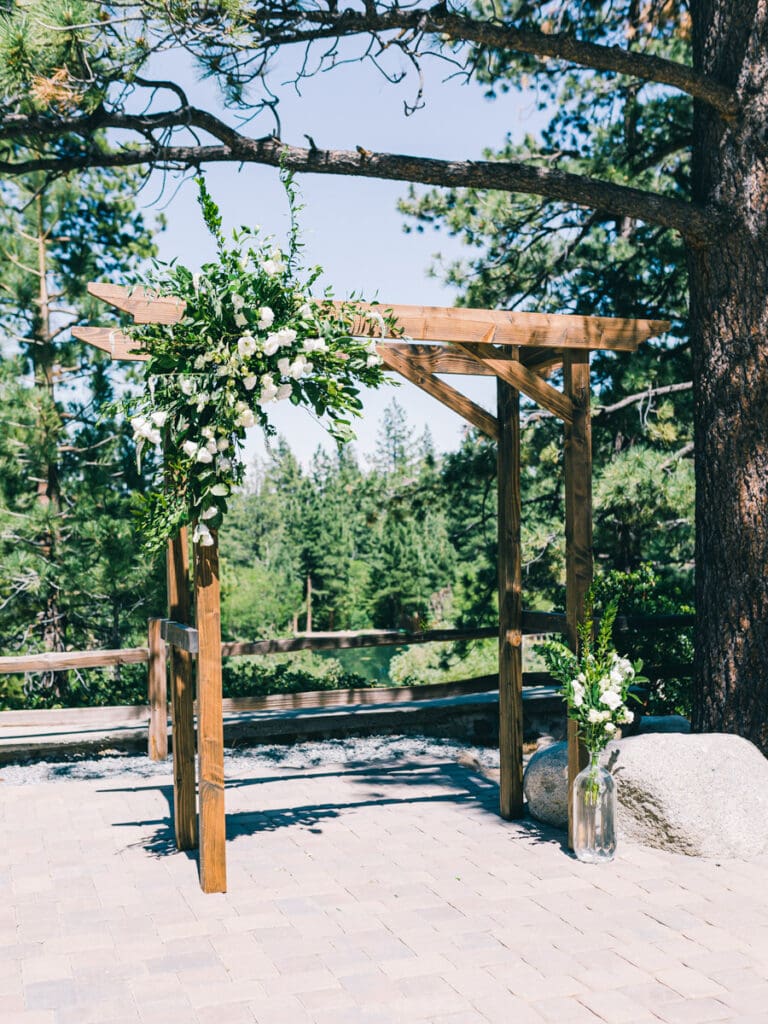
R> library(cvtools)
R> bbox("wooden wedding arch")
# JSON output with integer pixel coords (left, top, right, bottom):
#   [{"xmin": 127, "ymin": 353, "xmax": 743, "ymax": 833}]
[{"xmin": 74, "ymin": 285, "xmax": 668, "ymax": 893}]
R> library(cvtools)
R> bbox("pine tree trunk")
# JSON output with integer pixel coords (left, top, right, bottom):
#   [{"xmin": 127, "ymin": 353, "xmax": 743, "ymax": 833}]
[{"xmin": 689, "ymin": 3, "xmax": 768, "ymax": 751}]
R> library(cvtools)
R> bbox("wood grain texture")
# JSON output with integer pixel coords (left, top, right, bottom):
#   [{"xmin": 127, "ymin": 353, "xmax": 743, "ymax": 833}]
[
  {"xmin": 194, "ymin": 533, "xmax": 227, "ymax": 894},
  {"xmin": 347, "ymin": 301, "xmax": 668, "ymax": 351},
  {"xmin": 0, "ymin": 648, "xmax": 148, "ymax": 673},
  {"xmin": 166, "ymin": 528, "xmax": 197, "ymax": 852},
  {"xmin": 71, "ymin": 326, "xmax": 148, "ymax": 361},
  {"xmin": 147, "ymin": 618, "xmax": 168, "ymax": 762},
  {"xmin": 378, "ymin": 345, "xmax": 499, "ymax": 439},
  {"xmin": 161, "ymin": 620, "xmax": 200, "ymax": 654},
  {"xmin": 452, "ymin": 341, "xmax": 575, "ymax": 423},
  {"xmin": 87, "ymin": 282, "xmax": 186, "ymax": 324},
  {"xmin": 497, "ymin": 379, "xmax": 525, "ymax": 820},
  {"xmin": 563, "ymin": 352, "xmax": 593, "ymax": 848}
]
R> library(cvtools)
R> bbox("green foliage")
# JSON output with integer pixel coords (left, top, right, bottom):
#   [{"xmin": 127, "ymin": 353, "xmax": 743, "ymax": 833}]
[
  {"xmin": 223, "ymin": 652, "xmax": 371, "ymax": 699},
  {"xmin": 125, "ymin": 175, "xmax": 391, "ymax": 555}
]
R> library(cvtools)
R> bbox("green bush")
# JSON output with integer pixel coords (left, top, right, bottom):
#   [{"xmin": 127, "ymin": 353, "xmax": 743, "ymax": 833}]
[{"xmin": 223, "ymin": 651, "xmax": 372, "ymax": 699}]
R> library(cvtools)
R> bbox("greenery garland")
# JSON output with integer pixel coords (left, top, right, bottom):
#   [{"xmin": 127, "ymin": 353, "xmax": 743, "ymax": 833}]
[{"xmin": 125, "ymin": 174, "xmax": 393, "ymax": 554}]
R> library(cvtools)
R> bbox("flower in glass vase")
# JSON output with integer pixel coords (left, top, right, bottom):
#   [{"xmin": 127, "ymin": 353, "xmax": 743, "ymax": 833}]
[{"xmin": 536, "ymin": 592, "xmax": 646, "ymax": 862}]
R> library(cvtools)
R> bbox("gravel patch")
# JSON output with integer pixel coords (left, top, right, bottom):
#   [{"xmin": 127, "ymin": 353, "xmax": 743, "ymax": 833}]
[{"xmin": 0, "ymin": 734, "xmax": 501, "ymax": 786}]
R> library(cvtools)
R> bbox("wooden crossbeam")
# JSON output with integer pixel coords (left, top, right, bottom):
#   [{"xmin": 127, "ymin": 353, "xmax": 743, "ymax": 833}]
[
  {"xmin": 348, "ymin": 302, "xmax": 669, "ymax": 352},
  {"xmin": 377, "ymin": 344, "xmax": 499, "ymax": 440},
  {"xmin": 71, "ymin": 326, "xmax": 148, "ymax": 361},
  {"xmin": 452, "ymin": 340, "xmax": 575, "ymax": 424},
  {"xmin": 88, "ymin": 282, "xmax": 186, "ymax": 325}
]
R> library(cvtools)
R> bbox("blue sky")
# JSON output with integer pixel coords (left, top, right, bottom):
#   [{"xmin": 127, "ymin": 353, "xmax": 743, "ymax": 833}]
[{"xmin": 146, "ymin": 50, "xmax": 534, "ymax": 467}]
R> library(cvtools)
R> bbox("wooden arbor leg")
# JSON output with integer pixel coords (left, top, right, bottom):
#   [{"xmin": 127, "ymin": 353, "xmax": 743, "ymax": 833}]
[
  {"xmin": 195, "ymin": 531, "xmax": 227, "ymax": 893},
  {"xmin": 147, "ymin": 618, "xmax": 168, "ymax": 761},
  {"xmin": 167, "ymin": 528, "xmax": 198, "ymax": 851},
  {"xmin": 564, "ymin": 352, "xmax": 593, "ymax": 848},
  {"xmin": 497, "ymin": 379, "xmax": 524, "ymax": 819}
]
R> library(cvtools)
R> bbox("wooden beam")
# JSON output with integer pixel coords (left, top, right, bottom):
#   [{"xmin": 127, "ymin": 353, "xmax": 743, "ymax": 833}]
[
  {"xmin": 194, "ymin": 532, "xmax": 227, "ymax": 894},
  {"xmin": 161, "ymin": 620, "xmax": 200, "ymax": 654},
  {"xmin": 497, "ymin": 379, "xmax": 524, "ymax": 820},
  {"xmin": 71, "ymin": 326, "xmax": 148, "ymax": 361},
  {"xmin": 345, "ymin": 301, "xmax": 669, "ymax": 351},
  {"xmin": 379, "ymin": 343, "xmax": 514, "ymax": 375},
  {"xmin": 378, "ymin": 344, "xmax": 499, "ymax": 440},
  {"xmin": 87, "ymin": 282, "xmax": 186, "ymax": 324},
  {"xmin": 147, "ymin": 619, "xmax": 168, "ymax": 762},
  {"xmin": 166, "ymin": 528, "xmax": 198, "ymax": 852},
  {"xmin": 453, "ymin": 341, "xmax": 575, "ymax": 424},
  {"xmin": 0, "ymin": 647, "xmax": 148, "ymax": 673},
  {"xmin": 563, "ymin": 352, "xmax": 593, "ymax": 848}
]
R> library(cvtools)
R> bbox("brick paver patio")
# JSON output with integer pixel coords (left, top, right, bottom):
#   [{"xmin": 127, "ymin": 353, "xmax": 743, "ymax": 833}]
[{"xmin": 2, "ymin": 753, "xmax": 767, "ymax": 1023}]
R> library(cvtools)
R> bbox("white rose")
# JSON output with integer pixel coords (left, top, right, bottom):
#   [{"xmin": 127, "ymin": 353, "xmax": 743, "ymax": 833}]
[
  {"xmin": 231, "ymin": 293, "xmax": 245, "ymax": 311},
  {"xmin": 238, "ymin": 334, "xmax": 257, "ymax": 358},
  {"xmin": 211, "ymin": 483, "xmax": 229, "ymax": 496},
  {"xmin": 276, "ymin": 327, "xmax": 297, "ymax": 347},
  {"xmin": 259, "ymin": 378, "xmax": 279, "ymax": 405},
  {"xmin": 243, "ymin": 375, "xmax": 258, "ymax": 391},
  {"xmin": 263, "ymin": 333, "xmax": 281, "ymax": 356},
  {"xmin": 193, "ymin": 355, "xmax": 206, "ymax": 370},
  {"xmin": 600, "ymin": 690, "xmax": 622, "ymax": 710},
  {"xmin": 130, "ymin": 415, "xmax": 148, "ymax": 435},
  {"xmin": 196, "ymin": 447, "xmax": 214, "ymax": 464},
  {"xmin": 367, "ymin": 354, "xmax": 382, "ymax": 368},
  {"xmin": 288, "ymin": 356, "xmax": 311, "ymax": 380},
  {"xmin": 145, "ymin": 427, "xmax": 162, "ymax": 445},
  {"xmin": 261, "ymin": 258, "xmax": 280, "ymax": 275},
  {"xmin": 217, "ymin": 437, "xmax": 229, "ymax": 452},
  {"xmin": 303, "ymin": 337, "xmax": 327, "ymax": 354},
  {"xmin": 182, "ymin": 440, "xmax": 199, "ymax": 458},
  {"xmin": 201, "ymin": 506, "xmax": 218, "ymax": 521},
  {"xmin": 298, "ymin": 302, "xmax": 313, "ymax": 318},
  {"xmin": 179, "ymin": 377, "xmax": 195, "ymax": 396},
  {"xmin": 276, "ymin": 383, "xmax": 292, "ymax": 401},
  {"xmin": 205, "ymin": 437, "xmax": 218, "ymax": 454},
  {"xmin": 237, "ymin": 408, "xmax": 255, "ymax": 428},
  {"xmin": 277, "ymin": 357, "xmax": 290, "ymax": 376},
  {"xmin": 587, "ymin": 708, "xmax": 603, "ymax": 724},
  {"xmin": 234, "ymin": 312, "xmax": 248, "ymax": 328},
  {"xmin": 604, "ymin": 722, "xmax": 617, "ymax": 736},
  {"xmin": 151, "ymin": 410, "xmax": 168, "ymax": 427},
  {"xmin": 217, "ymin": 456, "xmax": 232, "ymax": 473},
  {"xmin": 258, "ymin": 306, "xmax": 275, "ymax": 329}
]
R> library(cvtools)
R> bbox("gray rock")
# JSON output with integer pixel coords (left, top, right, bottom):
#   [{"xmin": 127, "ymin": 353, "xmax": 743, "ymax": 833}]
[
  {"xmin": 523, "ymin": 740, "xmax": 569, "ymax": 829},
  {"xmin": 523, "ymin": 732, "xmax": 768, "ymax": 858}
]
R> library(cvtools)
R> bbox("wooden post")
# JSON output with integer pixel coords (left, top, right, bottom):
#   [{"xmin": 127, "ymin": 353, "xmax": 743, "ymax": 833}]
[
  {"xmin": 147, "ymin": 618, "xmax": 168, "ymax": 761},
  {"xmin": 195, "ymin": 531, "xmax": 227, "ymax": 893},
  {"xmin": 564, "ymin": 351, "xmax": 593, "ymax": 847},
  {"xmin": 167, "ymin": 528, "xmax": 198, "ymax": 851},
  {"xmin": 497, "ymin": 379, "xmax": 524, "ymax": 819}
]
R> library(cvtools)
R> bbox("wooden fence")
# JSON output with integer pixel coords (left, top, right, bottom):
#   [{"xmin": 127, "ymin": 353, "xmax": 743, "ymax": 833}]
[{"xmin": 0, "ymin": 611, "xmax": 694, "ymax": 760}]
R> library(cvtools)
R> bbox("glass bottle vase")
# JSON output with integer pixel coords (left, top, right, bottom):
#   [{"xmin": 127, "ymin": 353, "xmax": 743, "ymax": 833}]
[{"xmin": 572, "ymin": 752, "xmax": 617, "ymax": 863}]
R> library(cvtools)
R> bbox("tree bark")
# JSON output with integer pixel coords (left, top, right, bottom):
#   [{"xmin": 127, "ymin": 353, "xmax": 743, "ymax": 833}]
[{"xmin": 689, "ymin": 2, "xmax": 768, "ymax": 751}]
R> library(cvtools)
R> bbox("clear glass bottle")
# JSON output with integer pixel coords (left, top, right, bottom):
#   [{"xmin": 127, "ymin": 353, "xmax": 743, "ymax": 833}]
[{"xmin": 572, "ymin": 752, "xmax": 617, "ymax": 863}]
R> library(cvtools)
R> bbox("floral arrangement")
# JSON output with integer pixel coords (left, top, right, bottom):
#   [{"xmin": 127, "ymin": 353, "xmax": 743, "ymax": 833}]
[
  {"xmin": 125, "ymin": 174, "xmax": 393, "ymax": 554},
  {"xmin": 536, "ymin": 591, "xmax": 644, "ymax": 755}
]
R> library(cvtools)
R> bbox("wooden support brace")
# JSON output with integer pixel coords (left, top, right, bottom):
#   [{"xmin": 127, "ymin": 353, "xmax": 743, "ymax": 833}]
[
  {"xmin": 71, "ymin": 326, "xmax": 148, "ymax": 362},
  {"xmin": 167, "ymin": 528, "xmax": 198, "ymax": 852},
  {"xmin": 563, "ymin": 351, "xmax": 594, "ymax": 848},
  {"xmin": 195, "ymin": 532, "xmax": 227, "ymax": 894},
  {"xmin": 497, "ymin": 379, "xmax": 524, "ymax": 820},
  {"xmin": 147, "ymin": 618, "xmax": 168, "ymax": 761},
  {"xmin": 378, "ymin": 344, "xmax": 499, "ymax": 440},
  {"xmin": 161, "ymin": 620, "xmax": 200, "ymax": 654},
  {"xmin": 453, "ymin": 339, "xmax": 575, "ymax": 424}
]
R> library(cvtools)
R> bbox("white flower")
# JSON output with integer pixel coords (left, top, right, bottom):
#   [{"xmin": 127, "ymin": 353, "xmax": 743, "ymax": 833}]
[
  {"xmin": 182, "ymin": 440, "xmax": 199, "ymax": 459},
  {"xmin": 196, "ymin": 447, "xmax": 214, "ymax": 464},
  {"xmin": 201, "ymin": 506, "xmax": 218, "ymax": 521},
  {"xmin": 238, "ymin": 334, "xmax": 257, "ymax": 358},
  {"xmin": 258, "ymin": 306, "xmax": 275, "ymax": 329},
  {"xmin": 217, "ymin": 456, "xmax": 232, "ymax": 473},
  {"xmin": 298, "ymin": 302, "xmax": 313, "ymax": 318},
  {"xmin": 179, "ymin": 377, "xmax": 195, "ymax": 396},
  {"xmin": 604, "ymin": 722, "xmax": 617, "ymax": 736},
  {"xmin": 259, "ymin": 375, "xmax": 279, "ymax": 405},
  {"xmin": 600, "ymin": 690, "xmax": 623, "ymax": 711},
  {"xmin": 193, "ymin": 522, "xmax": 214, "ymax": 547},
  {"xmin": 288, "ymin": 355, "xmax": 311, "ymax": 380},
  {"xmin": 193, "ymin": 355, "xmax": 206, "ymax": 370},
  {"xmin": 618, "ymin": 708, "xmax": 634, "ymax": 724},
  {"xmin": 367, "ymin": 354, "xmax": 382, "ymax": 368},
  {"xmin": 277, "ymin": 357, "xmax": 291, "ymax": 376},
  {"xmin": 216, "ymin": 437, "xmax": 229, "ymax": 452},
  {"xmin": 192, "ymin": 273, "xmax": 201, "ymax": 295},
  {"xmin": 211, "ymin": 483, "xmax": 229, "ymax": 496},
  {"xmin": 587, "ymin": 708, "xmax": 611, "ymax": 724},
  {"xmin": 303, "ymin": 337, "xmax": 327, "ymax": 354},
  {"xmin": 276, "ymin": 383, "xmax": 292, "ymax": 401},
  {"xmin": 571, "ymin": 682, "xmax": 584, "ymax": 708},
  {"xmin": 243, "ymin": 375, "xmax": 258, "ymax": 391},
  {"xmin": 231, "ymin": 293, "xmax": 245, "ymax": 311},
  {"xmin": 234, "ymin": 312, "xmax": 248, "ymax": 328},
  {"xmin": 130, "ymin": 415, "xmax": 148, "ymax": 435},
  {"xmin": 262, "ymin": 258, "xmax": 281, "ymax": 275},
  {"xmin": 276, "ymin": 327, "xmax": 297, "ymax": 347},
  {"xmin": 205, "ymin": 437, "xmax": 218, "ymax": 454},
  {"xmin": 150, "ymin": 410, "xmax": 168, "ymax": 427},
  {"xmin": 263, "ymin": 333, "xmax": 281, "ymax": 356}
]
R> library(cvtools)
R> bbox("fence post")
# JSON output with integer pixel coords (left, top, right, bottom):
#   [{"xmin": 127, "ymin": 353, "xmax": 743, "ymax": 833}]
[{"xmin": 147, "ymin": 617, "xmax": 168, "ymax": 761}]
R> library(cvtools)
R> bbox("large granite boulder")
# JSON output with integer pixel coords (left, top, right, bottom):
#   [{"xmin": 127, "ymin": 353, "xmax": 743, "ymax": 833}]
[{"xmin": 523, "ymin": 732, "xmax": 768, "ymax": 859}]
